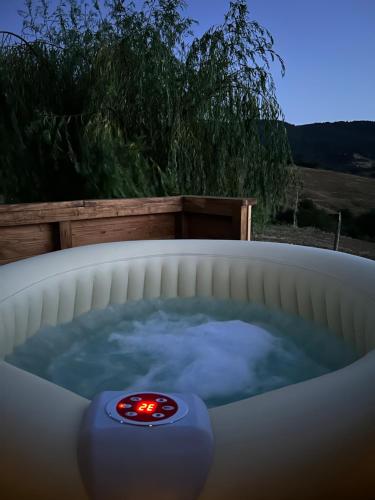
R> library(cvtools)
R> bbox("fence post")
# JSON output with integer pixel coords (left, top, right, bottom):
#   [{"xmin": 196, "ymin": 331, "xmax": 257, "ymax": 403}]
[
  {"xmin": 333, "ymin": 211, "xmax": 341, "ymax": 251},
  {"xmin": 293, "ymin": 188, "xmax": 299, "ymax": 228},
  {"xmin": 59, "ymin": 220, "xmax": 73, "ymax": 249},
  {"xmin": 247, "ymin": 205, "xmax": 252, "ymax": 240}
]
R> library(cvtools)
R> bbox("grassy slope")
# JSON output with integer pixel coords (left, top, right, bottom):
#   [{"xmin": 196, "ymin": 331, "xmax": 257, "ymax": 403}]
[
  {"xmin": 255, "ymin": 225, "xmax": 375, "ymax": 261},
  {"xmin": 297, "ymin": 166, "xmax": 375, "ymax": 214},
  {"xmin": 257, "ymin": 167, "xmax": 375, "ymax": 260}
]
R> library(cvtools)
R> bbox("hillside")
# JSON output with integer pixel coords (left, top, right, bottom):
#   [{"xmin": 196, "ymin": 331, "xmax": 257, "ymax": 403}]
[
  {"xmin": 285, "ymin": 121, "xmax": 375, "ymax": 177},
  {"xmin": 267, "ymin": 165, "xmax": 375, "ymax": 260},
  {"xmin": 297, "ymin": 167, "xmax": 375, "ymax": 215},
  {"xmin": 255, "ymin": 225, "xmax": 375, "ymax": 261}
]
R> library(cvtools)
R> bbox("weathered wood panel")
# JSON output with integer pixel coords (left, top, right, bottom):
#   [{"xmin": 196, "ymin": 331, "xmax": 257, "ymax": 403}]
[
  {"xmin": 0, "ymin": 196, "xmax": 257, "ymax": 264},
  {"xmin": 232, "ymin": 205, "xmax": 249, "ymax": 240},
  {"xmin": 0, "ymin": 197, "xmax": 182, "ymax": 227},
  {"xmin": 183, "ymin": 196, "xmax": 246, "ymax": 217},
  {"xmin": 183, "ymin": 196, "xmax": 255, "ymax": 240},
  {"xmin": 71, "ymin": 214, "xmax": 176, "ymax": 247},
  {"xmin": 174, "ymin": 212, "xmax": 188, "ymax": 239},
  {"xmin": 59, "ymin": 221, "xmax": 72, "ymax": 250},
  {"xmin": 0, "ymin": 200, "xmax": 83, "ymax": 213},
  {"xmin": 0, "ymin": 224, "xmax": 58, "ymax": 265},
  {"xmin": 183, "ymin": 214, "xmax": 233, "ymax": 239}
]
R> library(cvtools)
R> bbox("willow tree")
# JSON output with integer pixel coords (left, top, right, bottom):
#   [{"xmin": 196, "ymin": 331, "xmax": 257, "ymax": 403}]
[{"xmin": 0, "ymin": 0, "xmax": 293, "ymax": 220}]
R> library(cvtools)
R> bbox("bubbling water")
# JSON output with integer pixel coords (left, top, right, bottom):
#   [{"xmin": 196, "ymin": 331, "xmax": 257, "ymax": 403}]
[{"xmin": 6, "ymin": 298, "xmax": 357, "ymax": 407}]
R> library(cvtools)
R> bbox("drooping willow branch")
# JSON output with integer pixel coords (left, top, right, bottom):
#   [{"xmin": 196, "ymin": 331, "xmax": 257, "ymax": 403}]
[{"xmin": 0, "ymin": 0, "xmax": 294, "ymax": 221}]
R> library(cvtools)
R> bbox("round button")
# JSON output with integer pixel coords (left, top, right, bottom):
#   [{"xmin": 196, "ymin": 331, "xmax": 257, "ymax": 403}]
[
  {"xmin": 162, "ymin": 405, "xmax": 175, "ymax": 411},
  {"xmin": 130, "ymin": 397, "xmax": 142, "ymax": 402},
  {"xmin": 152, "ymin": 413, "xmax": 165, "ymax": 419},
  {"xmin": 118, "ymin": 403, "xmax": 132, "ymax": 409},
  {"xmin": 125, "ymin": 411, "xmax": 137, "ymax": 417},
  {"xmin": 155, "ymin": 397, "xmax": 167, "ymax": 403}
]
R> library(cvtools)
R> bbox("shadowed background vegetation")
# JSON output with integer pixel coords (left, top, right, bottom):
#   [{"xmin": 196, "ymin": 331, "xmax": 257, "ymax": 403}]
[
  {"xmin": 0, "ymin": 0, "xmax": 293, "ymax": 223},
  {"xmin": 285, "ymin": 121, "xmax": 375, "ymax": 177}
]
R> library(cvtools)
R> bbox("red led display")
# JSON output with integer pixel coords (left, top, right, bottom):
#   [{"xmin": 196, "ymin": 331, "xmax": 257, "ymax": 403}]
[
  {"xmin": 116, "ymin": 392, "xmax": 178, "ymax": 423},
  {"xmin": 136, "ymin": 402, "xmax": 157, "ymax": 413}
]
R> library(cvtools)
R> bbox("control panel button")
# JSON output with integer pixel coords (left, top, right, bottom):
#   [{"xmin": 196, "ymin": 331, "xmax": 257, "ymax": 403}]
[
  {"xmin": 162, "ymin": 405, "xmax": 175, "ymax": 411},
  {"xmin": 152, "ymin": 413, "xmax": 165, "ymax": 418},
  {"xmin": 118, "ymin": 403, "xmax": 132, "ymax": 409}
]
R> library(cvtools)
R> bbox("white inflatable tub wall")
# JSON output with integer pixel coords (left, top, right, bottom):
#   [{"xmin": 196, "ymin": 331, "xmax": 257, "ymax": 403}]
[{"xmin": 0, "ymin": 240, "xmax": 374, "ymax": 500}]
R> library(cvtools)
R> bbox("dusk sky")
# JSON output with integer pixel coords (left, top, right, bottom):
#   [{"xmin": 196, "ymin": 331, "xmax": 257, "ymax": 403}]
[{"xmin": 1, "ymin": 0, "xmax": 374, "ymax": 125}]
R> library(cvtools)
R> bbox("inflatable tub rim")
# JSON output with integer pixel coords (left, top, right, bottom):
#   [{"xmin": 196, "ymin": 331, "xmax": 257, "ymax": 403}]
[{"xmin": 1, "ymin": 239, "xmax": 375, "ymax": 500}]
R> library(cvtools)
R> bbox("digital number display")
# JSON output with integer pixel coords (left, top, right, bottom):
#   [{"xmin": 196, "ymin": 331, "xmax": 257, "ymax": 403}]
[{"xmin": 136, "ymin": 401, "xmax": 157, "ymax": 413}]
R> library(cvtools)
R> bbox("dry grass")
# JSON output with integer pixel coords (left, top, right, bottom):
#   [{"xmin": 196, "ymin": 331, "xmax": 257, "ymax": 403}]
[
  {"xmin": 295, "ymin": 167, "xmax": 375, "ymax": 215},
  {"xmin": 255, "ymin": 224, "xmax": 375, "ymax": 261},
  {"xmin": 270, "ymin": 167, "xmax": 375, "ymax": 259}
]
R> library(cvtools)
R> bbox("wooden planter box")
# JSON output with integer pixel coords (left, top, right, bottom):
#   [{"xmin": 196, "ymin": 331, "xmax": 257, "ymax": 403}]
[{"xmin": 0, "ymin": 196, "xmax": 256, "ymax": 265}]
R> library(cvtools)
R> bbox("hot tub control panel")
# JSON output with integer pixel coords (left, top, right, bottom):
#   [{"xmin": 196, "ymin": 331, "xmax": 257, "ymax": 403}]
[
  {"xmin": 106, "ymin": 391, "xmax": 188, "ymax": 426},
  {"xmin": 78, "ymin": 390, "xmax": 213, "ymax": 500}
]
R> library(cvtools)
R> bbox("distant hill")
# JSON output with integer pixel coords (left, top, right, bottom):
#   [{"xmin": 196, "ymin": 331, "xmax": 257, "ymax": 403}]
[
  {"xmin": 278, "ymin": 167, "xmax": 375, "ymax": 245},
  {"xmin": 285, "ymin": 121, "xmax": 375, "ymax": 177},
  {"xmin": 297, "ymin": 167, "xmax": 375, "ymax": 214}
]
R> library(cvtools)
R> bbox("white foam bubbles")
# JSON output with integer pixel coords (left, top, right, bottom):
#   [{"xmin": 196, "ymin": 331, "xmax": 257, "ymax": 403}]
[
  {"xmin": 111, "ymin": 320, "xmax": 277, "ymax": 400},
  {"xmin": 6, "ymin": 298, "xmax": 357, "ymax": 407}
]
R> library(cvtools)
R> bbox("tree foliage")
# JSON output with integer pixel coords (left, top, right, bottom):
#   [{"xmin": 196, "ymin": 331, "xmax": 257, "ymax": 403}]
[{"xmin": 0, "ymin": 0, "xmax": 293, "ymax": 220}]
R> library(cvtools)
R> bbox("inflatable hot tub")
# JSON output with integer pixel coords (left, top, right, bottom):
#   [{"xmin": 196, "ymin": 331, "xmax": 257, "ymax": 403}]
[{"xmin": 0, "ymin": 240, "xmax": 374, "ymax": 500}]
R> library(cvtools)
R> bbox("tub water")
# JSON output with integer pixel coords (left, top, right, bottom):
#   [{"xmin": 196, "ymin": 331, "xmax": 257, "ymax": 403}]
[{"xmin": 6, "ymin": 298, "xmax": 357, "ymax": 407}]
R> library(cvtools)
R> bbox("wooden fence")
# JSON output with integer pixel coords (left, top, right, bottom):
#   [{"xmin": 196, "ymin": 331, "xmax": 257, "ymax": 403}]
[{"xmin": 0, "ymin": 196, "xmax": 256, "ymax": 265}]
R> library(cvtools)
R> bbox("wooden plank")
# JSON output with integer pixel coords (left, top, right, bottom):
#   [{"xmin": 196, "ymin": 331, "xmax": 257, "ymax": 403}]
[
  {"xmin": 59, "ymin": 221, "xmax": 72, "ymax": 249},
  {"xmin": 0, "ymin": 224, "xmax": 58, "ymax": 264},
  {"xmin": 183, "ymin": 199, "xmax": 239, "ymax": 217},
  {"xmin": 0, "ymin": 196, "xmax": 257, "ymax": 264},
  {"xmin": 183, "ymin": 195, "xmax": 257, "ymax": 205},
  {"xmin": 174, "ymin": 213, "xmax": 188, "ymax": 239},
  {"xmin": 181, "ymin": 213, "xmax": 188, "ymax": 238},
  {"xmin": 247, "ymin": 205, "xmax": 252, "ymax": 241},
  {"xmin": 182, "ymin": 196, "xmax": 256, "ymax": 217},
  {"xmin": 83, "ymin": 197, "xmax": 182, "ymax": 209},
  {"xmin": 231, "ymin": 205, "xmax": 248, "ymax": 240},
  {"xmin": 0, "ymin": 206, "xmax": 83, "ymax": 226},
  {"xmin": 0, "ymin": 197, "xmax": 183, "ymax": 213},
  {"xmin": 0, "ymin": 199, "xmax": 182, "ymax": 227},
  {"xmin": 71, "ymin": 214, "xmax": 176, "ymax": 247},
  {"xmin": 183, "ymin": 214, "xmax": 233, "ymax": 239},
  {"xmin": 0, "ymin": 200, "xmax": 84, "ymax": 213},
  {"xmin": 0, "ymin": 197, "xmax": 255, "ymax": 225}
]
